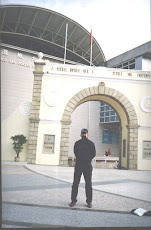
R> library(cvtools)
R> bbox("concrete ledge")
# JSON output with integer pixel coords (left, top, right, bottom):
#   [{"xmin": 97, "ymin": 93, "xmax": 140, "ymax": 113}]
[{"xmin": 68, "ymin": 157, "xmax": 119, "ymax": 169}]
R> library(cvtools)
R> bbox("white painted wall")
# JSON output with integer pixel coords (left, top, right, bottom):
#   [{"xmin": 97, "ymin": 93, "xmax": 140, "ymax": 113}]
[
  {"xmin": 36, "ymin": 63, "xmax": 151, "ymax": 169},
  {"xmin": 142, "ymin": 58, "xmax": 151, "ymax": 71},
  {"xmin": 2, "ymin": 107, "xmax": 30, "ymax": 162},
  {"xmin": 1, "ymin": 48, "xmax": 151, "ymax": 170}
]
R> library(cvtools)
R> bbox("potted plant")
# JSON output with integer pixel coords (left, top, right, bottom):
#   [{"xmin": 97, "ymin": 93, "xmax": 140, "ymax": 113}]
[{"xmin": 10, "ymin": 134, "xmax": 27, "ymax": 162}]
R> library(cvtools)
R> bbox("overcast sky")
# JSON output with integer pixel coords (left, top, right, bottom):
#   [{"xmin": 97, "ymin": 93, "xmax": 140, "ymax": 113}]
[{"xmin": 1, "ymin": 0, "xmax": 151, "ymax": 60}]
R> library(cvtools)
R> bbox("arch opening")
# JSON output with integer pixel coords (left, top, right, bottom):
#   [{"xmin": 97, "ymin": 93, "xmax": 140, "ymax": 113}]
[
  {"xmin": 60, "ymin": 85, "xmax": 139, "ymax": 170},
  {"xmin": 68, "ymin": 100, "xmax": 121, "ymax": 169}
]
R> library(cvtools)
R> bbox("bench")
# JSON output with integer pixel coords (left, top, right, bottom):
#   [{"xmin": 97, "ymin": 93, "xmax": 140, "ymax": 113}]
[
  {"xmin": 68, "ymin": 156, "xmax": 119, "ymax": 169},
  {"xmin": 93, "ymin": 157, "xmax": 119, "ymax": 169}
]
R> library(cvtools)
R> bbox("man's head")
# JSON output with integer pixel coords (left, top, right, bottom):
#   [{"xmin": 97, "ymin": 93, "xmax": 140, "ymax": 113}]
[{"xmin": 81, "ymin": 128, "xmax": 88, "ymax": 138}]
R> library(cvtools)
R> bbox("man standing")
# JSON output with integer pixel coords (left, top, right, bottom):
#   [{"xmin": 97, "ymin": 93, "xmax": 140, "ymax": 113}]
[{"xmin": 69, "ymin": 128, "xmax": 96, "ymax": 208}]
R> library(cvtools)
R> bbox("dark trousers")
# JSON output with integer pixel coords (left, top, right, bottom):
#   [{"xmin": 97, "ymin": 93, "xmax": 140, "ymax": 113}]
[{"xmin": 71, "ymin": 163, "xmax": 92, "ymax": 204}]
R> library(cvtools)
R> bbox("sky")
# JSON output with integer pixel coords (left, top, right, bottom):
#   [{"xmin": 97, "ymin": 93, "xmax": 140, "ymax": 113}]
[{"xmin": 1, "ymin": 0, "xmax": 151, "ymax": 60}]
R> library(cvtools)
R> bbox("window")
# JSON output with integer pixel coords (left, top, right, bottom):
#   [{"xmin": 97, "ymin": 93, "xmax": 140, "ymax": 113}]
[
  {"xmin": 123, "ymin": 62, "xmax": 128, "ymax": 67},
  {"xmin": 116, "ymin": 116, "xmax": 119, "ymax": 121},
  {"xmin": 114, "ymin": 59, "xmax": 135, "ymax": 70},
  {"xmin": 110, "ymin": 116, "xmax": 116, "ymax": 122},
  {"xmin": 129, "ymin": 59, "xmax": 135, "ymax": 64},
  {"xmin": 112, "ymin": 131, "xmax": 120, "ymax": 144},
  {"xmin": 102, "ymin": 129, "xmax": 120, "ymax": 144},
  {"xmin": 102, "ymin": 130, "xmax": 112, "ymax": 144},
  {"xmin": 117, "ymin": 65, "xmax": 122, "ymax": 68},
  {"xmin": 105, "ymin": 117, "xmax": 109, "ymax": 122},
  {"xmin": 111, "ymin": 111, "xmax": 115, "ymax": 115},
  {"xmin": 100, "ymin": 118, "xmax": 104, "ymax": 123},
  {"xmin": 100, "ymin": 102, "xmax": 120, "ymax": 123},
  {"xmin": 100, "ymin": 107, "xmax": 105, "ymax": 111},
  {"xmin": 105, "ymin": 111, "xmax": 109, "ymax": 116},
  {"xmin": 129, "ymin": 64, "xmax": 135, "ymax": 69},
  {"xmin": 105, "ymin": 106, "xmax": 110, "ymax": 111},
  {"xmin": 43, "ymin": 134, "xmax": 55, "ymax": 154}
]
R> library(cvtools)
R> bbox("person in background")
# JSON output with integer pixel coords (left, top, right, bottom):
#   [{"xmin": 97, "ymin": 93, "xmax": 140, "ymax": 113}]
[
  {"xmin": 69, "ymin": 128, "xmax": 96, "ymax": 208},
  {"xmin": 108, "ymin": 148, "xmax": 111, "ymax": 157},
  {"xmin": 105, "ymin": 151, "xmax": 108, "ymax": 157}
]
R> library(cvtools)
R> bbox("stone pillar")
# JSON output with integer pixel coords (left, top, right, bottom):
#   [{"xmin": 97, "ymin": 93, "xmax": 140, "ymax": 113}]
[
  {"xmin": 127, "ymin": 124, "xmax": 139, "ymax": 170},
  {"xmin": 27, "ymin": 53, "xmax": 45, "ymax": 164},
  {"xmin": 118, "ymin": 126, "xmax": 122, "ymax": 169},
  {"xmin": 59, "ymin": 120, "xmax": 71, "ymax": 166}
]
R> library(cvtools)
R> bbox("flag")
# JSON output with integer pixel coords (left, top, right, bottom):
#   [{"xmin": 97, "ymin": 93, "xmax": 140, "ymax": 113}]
[
  {"xmin": 90, "ymin": 29, "xmax": 92, "ymax": 45},
  {"xmin": 90, "ymin": 29, "xmax": 92, "ymax": 66},
  {"xmin": 64, "ymin": 23, "xmax": 68, "ymax": 64}
]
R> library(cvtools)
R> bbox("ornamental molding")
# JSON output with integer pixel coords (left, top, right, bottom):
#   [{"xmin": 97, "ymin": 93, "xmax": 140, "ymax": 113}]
[
  {"xmin": 44, "ymin": 91, "xmax": 57, "ymax": 107},
  {"xmin": 140, "ymin": 96, "xmax": 151, "ymax": 113},
  {"xmin": 20, "ymin": 102, "xmax": 32, "ymax": 115}
]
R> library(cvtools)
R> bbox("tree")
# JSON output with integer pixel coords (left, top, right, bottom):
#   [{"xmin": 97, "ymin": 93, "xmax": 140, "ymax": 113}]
[{"xmin": 10, "ymin": 134, "xmax": 27, "ymax": 158}]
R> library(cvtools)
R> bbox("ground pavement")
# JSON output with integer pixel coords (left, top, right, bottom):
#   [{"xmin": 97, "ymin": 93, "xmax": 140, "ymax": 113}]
[{"xmin": 2, "ymin": 162, "xmax": 151, "ymax": 228}]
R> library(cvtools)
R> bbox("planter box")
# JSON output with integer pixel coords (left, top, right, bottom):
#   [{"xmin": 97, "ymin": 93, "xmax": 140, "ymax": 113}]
[{"xmin": 15, "ymin": 157, "xmax": 20, "ymax": 162}]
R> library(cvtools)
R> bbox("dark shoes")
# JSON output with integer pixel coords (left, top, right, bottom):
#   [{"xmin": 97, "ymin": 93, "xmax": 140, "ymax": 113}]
[
  {"xmin": 87, "ymin": 203, "xmax": 92, "ymax": 208},
  {"xmin": 69, "ymin": 201, "xmax": 92, "ymax": 208},
  {"xmin": 69, "ymin": 201, "xmax": 76, "ymax": 207}
]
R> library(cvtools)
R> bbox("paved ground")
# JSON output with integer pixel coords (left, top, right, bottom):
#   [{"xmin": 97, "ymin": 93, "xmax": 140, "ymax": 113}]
[{"xmin": 2, "ymin": 162, "xmax": 151, "ymax": 228}]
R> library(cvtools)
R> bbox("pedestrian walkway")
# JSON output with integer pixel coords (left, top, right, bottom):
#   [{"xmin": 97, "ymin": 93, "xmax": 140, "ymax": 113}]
[
  {"xmin": 2, "ymin": 162, "xmax": 151, "ymax": 228},
  {"xmin": 25, "ymin": 163, "xmax": 151, "ymax": 212}
]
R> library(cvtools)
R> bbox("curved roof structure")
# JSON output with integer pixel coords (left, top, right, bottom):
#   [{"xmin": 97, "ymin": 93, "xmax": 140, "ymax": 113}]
[{"xmin": 0, "ymin": 5, "xmax": 106, "ymax": 66}]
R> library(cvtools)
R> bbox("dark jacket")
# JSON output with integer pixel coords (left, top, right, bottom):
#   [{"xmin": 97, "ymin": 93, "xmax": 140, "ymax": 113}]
[{"xmin": 74, "ymin": 136, "xmax": 96, "ymax": 166}]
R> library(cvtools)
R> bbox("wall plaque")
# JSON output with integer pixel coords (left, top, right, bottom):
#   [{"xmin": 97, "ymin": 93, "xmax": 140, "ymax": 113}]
[
  {"xmin": 143, "ymin": 141, "xmax": 151, "ymax": 159},
  {"xmin": 43, "ymin": 134, "xmax": 55, "ymax": 154}
]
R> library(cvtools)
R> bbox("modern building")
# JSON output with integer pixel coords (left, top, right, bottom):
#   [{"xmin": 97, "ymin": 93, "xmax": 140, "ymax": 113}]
[
  {"xmin": 1, "ymin": 5, "xmax": 151, "ymax": 170},
  {"xmin": 106, "ymin": 41, "xmax": 151, "ymax": 71}
]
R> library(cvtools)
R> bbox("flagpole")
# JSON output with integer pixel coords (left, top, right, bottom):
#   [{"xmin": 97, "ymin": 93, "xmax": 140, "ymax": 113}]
[
  {"xmin": 64, "ymin": 23, "xmax": 68, "ymax": 64},
  {"xmin": 90, "ymin": 28, "xmax": 92, "ymax": 66}
]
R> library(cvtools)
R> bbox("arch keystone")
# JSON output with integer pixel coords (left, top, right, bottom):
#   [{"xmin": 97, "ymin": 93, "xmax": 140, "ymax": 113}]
[
  {"xmin": 99, "ymin": 82, "xmax": 105, "ymax": 86},
  {"xmin": 98, "ymin": 82, "xmax": 105, "ymax": 94}
]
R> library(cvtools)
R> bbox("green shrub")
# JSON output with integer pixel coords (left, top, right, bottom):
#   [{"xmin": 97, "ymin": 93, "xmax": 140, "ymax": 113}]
[{"xmin": 10, "ymin": 134, "xmax": 27, "ymax": 158}]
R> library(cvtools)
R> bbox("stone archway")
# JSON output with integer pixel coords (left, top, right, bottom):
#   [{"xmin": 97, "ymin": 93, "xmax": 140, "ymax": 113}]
[{"xmin": 59, "ymin": 82, "xmax": 139, "ymax": 169}]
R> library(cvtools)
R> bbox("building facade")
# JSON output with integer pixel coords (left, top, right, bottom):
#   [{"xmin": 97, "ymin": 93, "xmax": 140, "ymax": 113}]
[
  {"xmin": 1, "ymin": 5, "xmax": 151, "ymax": 170},
  {"xmin": 25, "ymin": 58, "xmax": 151, "ymax": 170}
]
